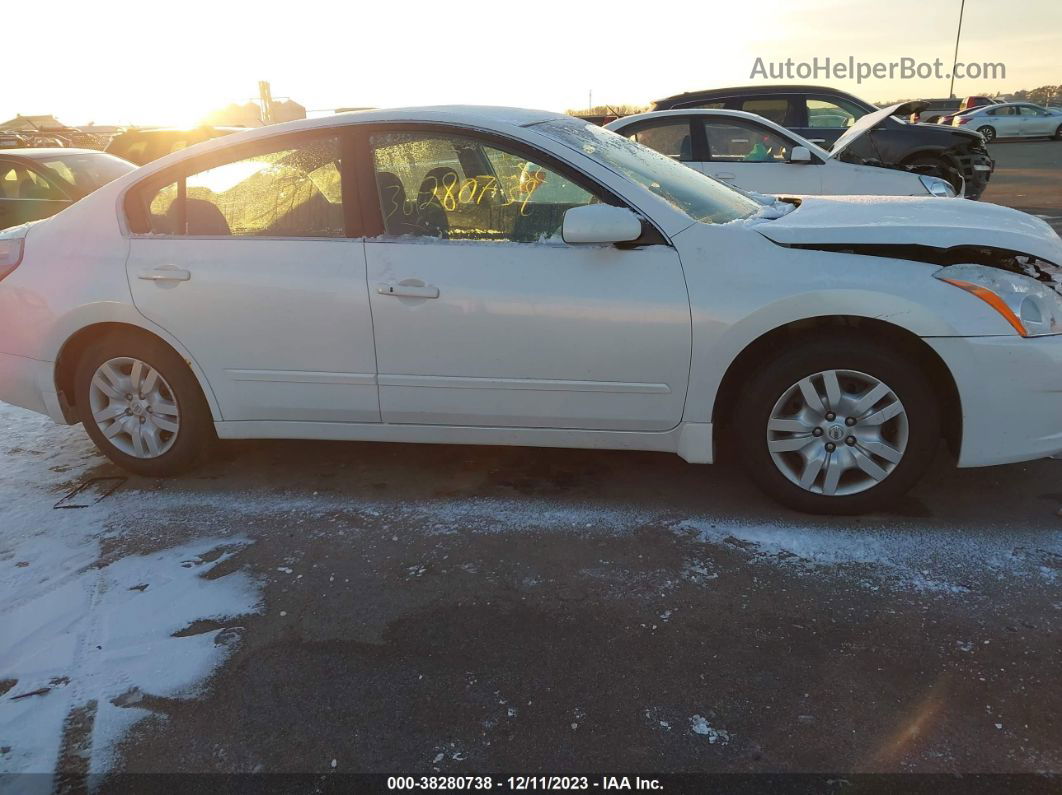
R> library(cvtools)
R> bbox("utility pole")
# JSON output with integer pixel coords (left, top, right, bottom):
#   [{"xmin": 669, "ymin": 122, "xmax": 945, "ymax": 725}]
[
  {"xmin": 948, "ymin": 0, "xmax": 966, "ymax": 99},
  {"xmin": 258, "ymin": 81, "xmax": 274, "ymax": 124}
]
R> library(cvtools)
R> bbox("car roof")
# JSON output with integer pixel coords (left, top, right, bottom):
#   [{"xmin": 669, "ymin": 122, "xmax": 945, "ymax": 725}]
[
  {"xmin": 0, "ymin": 147, "xmax": 104, "ymax": 158},
  {"xmin": 654, "ymin": 84, "xmax": 871, "ymax": 105}
]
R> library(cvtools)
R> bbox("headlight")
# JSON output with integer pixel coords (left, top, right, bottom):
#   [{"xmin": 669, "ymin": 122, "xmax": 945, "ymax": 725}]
[
  {"xmin": 919, "ymin": 174, "xmax": 956, "ymax": 197},
  {"xmin": 934, "ymin": 264, "xmax": 1062, "ymax": 336}
]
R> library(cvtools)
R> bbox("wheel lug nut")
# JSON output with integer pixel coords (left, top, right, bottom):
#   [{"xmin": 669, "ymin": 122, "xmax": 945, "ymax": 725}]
[
  {"xmin": 825, "ymin": 442, "xmax": 836, "ymax": 452},
  {"xmin": 825, "ymin": 412, "xmax": 836, "ymax": 421},
  {"xmin": 812, "ymin": 428, "xmax": 824, "ymax": 437},
  {"xmin": 845, "ymin": 417, "xmax": 856, "ymax": 426},
  {"xmin": 845, "ymin": 436, "xmax": 856, "ymax": 446}
]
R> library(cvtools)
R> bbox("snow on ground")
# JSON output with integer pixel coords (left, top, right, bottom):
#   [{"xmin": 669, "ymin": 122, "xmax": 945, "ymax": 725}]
[
  {"xmin": 2, "ymin": 401, "xmax": 1061, "ymax": 778},
  {"xmin": 0, "ymin": 404, "xmax": 262, "ymax": 779}
]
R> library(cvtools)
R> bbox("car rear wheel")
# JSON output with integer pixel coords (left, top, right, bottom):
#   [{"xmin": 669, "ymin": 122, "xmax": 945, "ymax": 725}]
[
  {"xmin": 733, "ymin": 338, "xmax": 940, "ymax": 514},
  {"xmin": 1054, "ymin": 124, "xmax": 1062, "ymax": 141},
  {"xmin": 977, "ymin": 125, "xmax": 996, "ymax": 143},
  {"xmin": 74, "ymin": 332, "xmax": 214, "ymax": 476}
]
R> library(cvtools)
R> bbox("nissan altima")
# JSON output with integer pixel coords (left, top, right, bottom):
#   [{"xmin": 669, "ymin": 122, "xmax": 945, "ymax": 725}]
[{"xmin": 2, "ymin": 107, "xmax": 1061, "ymax": 514}]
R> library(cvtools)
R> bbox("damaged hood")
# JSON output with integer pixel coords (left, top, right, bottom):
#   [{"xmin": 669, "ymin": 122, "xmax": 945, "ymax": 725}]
[
  {"xmin": 754, "ymin": 195, "xmax": 1062, "ymax": 265},
  {"xmin": 828, "ymin": 101, "xmax": 926, "ymax": 158}
]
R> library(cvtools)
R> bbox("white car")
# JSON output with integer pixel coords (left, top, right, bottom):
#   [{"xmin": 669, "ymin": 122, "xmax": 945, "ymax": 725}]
[
  {"xmin": 951, "ymin": 102, "xmax": 1062, "ymax": 142},
  {"xmin": 2, "ymin": 106, "xmax": 1062, "ymax": 513},
  {"xmin": 605, "ymin": 109, "xmax": 957, "ymax": 198}
]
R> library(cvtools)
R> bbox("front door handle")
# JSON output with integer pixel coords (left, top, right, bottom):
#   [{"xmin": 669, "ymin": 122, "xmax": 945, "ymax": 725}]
[
  {"xmin": 376, "ymin": 281, "xmax": 439, "ymax": 299},
  {"xmin": 138, "ymin": 267, "xmax": 191, "ymax": 282}
]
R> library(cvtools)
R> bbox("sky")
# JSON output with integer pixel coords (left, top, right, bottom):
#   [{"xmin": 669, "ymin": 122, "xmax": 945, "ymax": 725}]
[{"xmin": 4, "ymin": 0, "xmax": 1060, "ymax": 127}]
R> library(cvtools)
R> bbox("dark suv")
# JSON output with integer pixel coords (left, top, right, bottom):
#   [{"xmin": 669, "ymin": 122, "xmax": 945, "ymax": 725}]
[{"xmin": 652, "ymin": 85, "xmax": 994, "ymax": 199}]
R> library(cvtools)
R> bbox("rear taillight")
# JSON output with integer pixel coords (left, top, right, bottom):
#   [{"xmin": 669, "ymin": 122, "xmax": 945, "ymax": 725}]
[
  {"xmin": 0, "ymin": 238, "xmax": 24, "ymax": 281},
  {"xmin": 957, "ymin": 117, "xmax": 971, "ymax": 125}
]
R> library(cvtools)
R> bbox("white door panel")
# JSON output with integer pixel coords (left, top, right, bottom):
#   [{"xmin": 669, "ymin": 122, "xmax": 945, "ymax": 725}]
[
  {"xmin": 366, "ymin": 240, "xmax": 691, "ymax": 430},
  {"xmin": 127, "ymin": 238, "xmax": 379, "ymax": 422},
  {"xmin": 694, "ymin": 161, "xmax": 823, "ymax": 195}
]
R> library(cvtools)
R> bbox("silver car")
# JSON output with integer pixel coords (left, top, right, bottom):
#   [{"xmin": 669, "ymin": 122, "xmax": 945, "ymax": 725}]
[{"xmin": 952, "ymin": 102, "xmax": 1062, "ymax": 142}]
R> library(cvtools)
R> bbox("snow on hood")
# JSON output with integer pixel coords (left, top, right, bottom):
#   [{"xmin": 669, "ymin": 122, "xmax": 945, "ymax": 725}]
[
  {"xmin": 829, "ymin": 101, "xmax": 926, "ymax": 158},
  {"xmin": 754, "ymin": 195, "xmax": 1062, "ymax": 265}
]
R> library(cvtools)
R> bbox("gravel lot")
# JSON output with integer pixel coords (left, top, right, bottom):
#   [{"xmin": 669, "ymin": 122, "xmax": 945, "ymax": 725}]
[{"xmin": 1, "ymin": 141, "xmax": 1060, "ymax": 787}]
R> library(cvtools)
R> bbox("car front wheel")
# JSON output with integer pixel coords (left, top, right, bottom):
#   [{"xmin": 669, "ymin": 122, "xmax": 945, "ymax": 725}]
[
  {"xmin": 74, "ymin": 332, "xmax": 214, "ymax": 476},
  {"xmin": 734, "ymin": 338, "xmax": 940, "ymax": 514},
  {"xmin": 1054, "ymin": 123, "xmax": 1062, "ymax": 141}
]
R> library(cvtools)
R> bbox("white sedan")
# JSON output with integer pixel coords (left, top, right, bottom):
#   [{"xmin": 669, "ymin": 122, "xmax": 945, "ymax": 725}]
[
  {"xmin": 951, "ymin": 102, "xmax": 1062, "ymax": 142},
  {"xmin": 2, "ymin": 106, "xmax": 1062, "ymax": 514},
  {"xmin": 605, "ymin": 109, "xmax": 957, "ymax": 198}
]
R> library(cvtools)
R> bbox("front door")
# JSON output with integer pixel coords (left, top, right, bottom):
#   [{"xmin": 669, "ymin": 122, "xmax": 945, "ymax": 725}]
[
  {"xmin": 697, "ymin": 118, "xmax": 823, "ymax": 195},
  {"xmin": 125, "ymin": 132, "xmax": 379, "ymax": 423},
  {"xmin": 1018, "ymin": 105, "xmax": 1056, "ymax": 137},
  {"xmin": 361, "ymin": 128, "xmax": 691, "ymax": 431}
]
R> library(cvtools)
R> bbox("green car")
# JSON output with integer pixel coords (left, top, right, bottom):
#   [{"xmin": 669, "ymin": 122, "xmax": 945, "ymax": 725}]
[{"xmin": 0, "ymin": 148, "xmax": 136, "ymax": 229}]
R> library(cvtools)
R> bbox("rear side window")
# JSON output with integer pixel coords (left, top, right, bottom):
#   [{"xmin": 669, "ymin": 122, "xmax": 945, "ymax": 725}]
[
  {"xmin": 739, "ymin": 98, "xmax": 794, "ymax": 126},
  {"xmin": 128, "ymin": 136, "xmax": 345, "ymax": 238},
  {"xmin": 622, "ymin": 119, "xmax": 694, "ymax": 161}
]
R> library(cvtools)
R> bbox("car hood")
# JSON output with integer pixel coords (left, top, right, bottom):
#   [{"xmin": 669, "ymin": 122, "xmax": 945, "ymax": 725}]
[
  {"xmin": 828, "ymin": 102, "xmax": 926, "ymax": 157},
  {"xmin": 754, "ymin": 195, "xmax": 1062, "ymax": 265}
]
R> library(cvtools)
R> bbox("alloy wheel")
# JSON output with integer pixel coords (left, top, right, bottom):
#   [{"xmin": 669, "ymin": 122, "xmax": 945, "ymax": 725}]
[
  {"xmin": 766, "ymin": 369, "xmax": 909, "ymax": 497},
  {"xmin": 88, "ymin": 357, "xmax": 180, "ymax": 459}
]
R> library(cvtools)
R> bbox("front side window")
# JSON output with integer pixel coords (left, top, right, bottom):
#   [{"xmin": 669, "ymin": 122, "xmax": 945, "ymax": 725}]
[
  {"xmin": 534, "ymin": 117, "xmax": 760, "ymax": 225},
  {"xmin": 702, "ymin": 119, "xmax": 792, "ymax": 163},
  {"xmin": 806, "ymin": 97, "xmax": 863, "ymax": 129},
  {"xmin": 370, "ymin": 132, "xmax": 597, "ymax": 242},
  {"xmin": 134, "ymin": 137, "xmax": 344, "ymax": 237},
  {"xmin": 1019, "ymin": 105, "xmax": 1047, "ymax": 117},
  {"xmin": 622, "ymin": 120, "xmax": 693, "ymax": 162}
]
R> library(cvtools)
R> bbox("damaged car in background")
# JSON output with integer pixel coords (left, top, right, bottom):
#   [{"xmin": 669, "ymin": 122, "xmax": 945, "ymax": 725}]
[
  {"xmin": 0, "ymin": 107, "xmax": 1060, "ymax": 515},
  {"xmin": 605, "ymin": 109, "xmax": 959, "ymax": 198},
  {"xmin": 652, "ymin": 86, "xmax": 995, "ymax": 199}
]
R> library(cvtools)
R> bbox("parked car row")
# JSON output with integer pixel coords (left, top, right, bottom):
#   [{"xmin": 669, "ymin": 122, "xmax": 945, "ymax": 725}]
[
  {"xmin": 648, "ymin": 84, "xmax": 996, "ymax": 199},
  {"xmin": 2, "ymin": 105, "xmax": 1061, "ymax": 515}
]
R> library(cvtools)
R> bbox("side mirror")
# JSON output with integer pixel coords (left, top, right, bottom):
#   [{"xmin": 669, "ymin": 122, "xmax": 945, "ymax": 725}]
[
  {"xmin": 789, "ymin": 146, "xmax": 812, "ymax": 164},
  {"xmin": 562, "ymin": 205, "xmax": 642, "ymax": 244}
]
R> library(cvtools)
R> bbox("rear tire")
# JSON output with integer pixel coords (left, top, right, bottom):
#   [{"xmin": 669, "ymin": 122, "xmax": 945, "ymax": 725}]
[
  {"xmin": 733, "ymin": 337, "xmax": 940, "ymax": 515},
  {"xmin": 1054, "ymin": 124, "xmax": 1062, "ymax": 141},
  {"xmin": 74, "ymin": 332, "xmax": 214, "ymax": 476},
  {"xmin": 977, "ymin": 125, "xmax": 996, "ymax": 143}
]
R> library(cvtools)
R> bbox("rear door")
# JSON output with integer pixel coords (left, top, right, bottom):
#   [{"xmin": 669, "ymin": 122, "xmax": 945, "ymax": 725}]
[
  {"xmin": 986, "ymin": 106, "xmax": 1021, "ymax": 137},
  {"xmin": 124, "ymin": 130, "xmax": 380, "ymax": 423}
]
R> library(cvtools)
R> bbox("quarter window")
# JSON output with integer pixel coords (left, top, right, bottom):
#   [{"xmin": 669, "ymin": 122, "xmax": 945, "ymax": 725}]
[
  {"xmin": 702, "ymin": 119, "xmax": 791, "ymax": 163},
  {"xmin": 133, "ymin": 137, "xmax": 344, "ymax": 237},
  {"xmin": 369, "ymin": 132, "xmax": 598, "ymax": 243}
]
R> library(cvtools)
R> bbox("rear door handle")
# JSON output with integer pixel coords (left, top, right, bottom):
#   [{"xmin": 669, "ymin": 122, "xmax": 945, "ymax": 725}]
[
  {"xmin": 376, "ymin": 282, "xmax": 439, "ymax": 299},
  {"xmin": 138, "ymin": 268, "xmax": 191, "ymax": 282},
  {"xmin": 714, "ymin": 173, "xmax": 737, "ymax": 181}
]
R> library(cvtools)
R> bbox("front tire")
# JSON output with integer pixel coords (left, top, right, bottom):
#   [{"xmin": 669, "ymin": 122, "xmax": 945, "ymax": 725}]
[
  {"xmin": 1054, "ymin": 124, "xmax": 1062, "ymax": 141},
  {"xmin": 74, "ymin": 332, "xmax": 214, "ymax": 476},
  {"xmin": 977, "ymin": 125, "xmax": 996, "ymax": 143},
  {"xmin": 733, "ymin": 338, "xmax": 940, "ymax": 514}
]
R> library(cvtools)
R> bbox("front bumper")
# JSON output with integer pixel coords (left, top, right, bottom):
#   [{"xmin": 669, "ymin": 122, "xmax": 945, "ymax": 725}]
[
  {"xmin": 957, "ymin": 151, "xmax": 994, "ymax": 200},
  {"xmin": 927, "ymin": 334, "xmax": 1062, "ymax": 467},
  {"xmin": 0, "ymin": 352, "xmax": 66, "ymax": 424}
]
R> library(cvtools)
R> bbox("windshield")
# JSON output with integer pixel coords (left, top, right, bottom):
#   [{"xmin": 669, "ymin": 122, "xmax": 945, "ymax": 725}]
[
  {"xmin": 37, "ymin": 153, "xmax": 136, "ymax": 195},
  {"xmin": 533, "ymin": 117, "xmax": 761, "ymax": 224}
]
